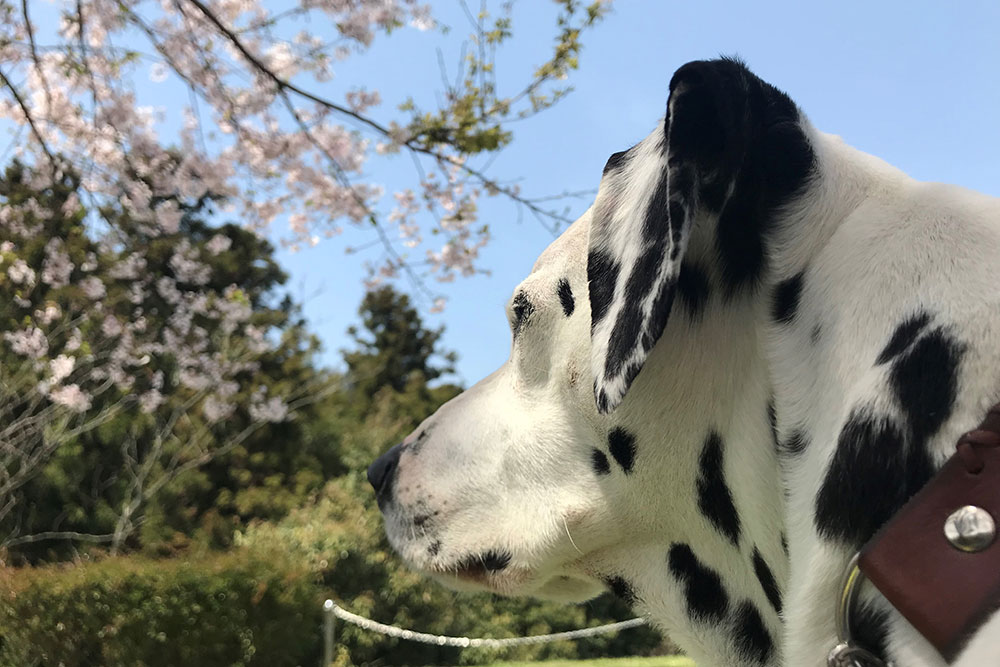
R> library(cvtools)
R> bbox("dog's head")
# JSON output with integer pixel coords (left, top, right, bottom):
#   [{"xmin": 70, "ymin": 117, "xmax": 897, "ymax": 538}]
[
  {"xmin": 368, "ymin": 212, "xmax": 616, "ymax": 601},
  {"xmin": 369, "ymin": 58, "xmax": 812, "ymax": 604}
]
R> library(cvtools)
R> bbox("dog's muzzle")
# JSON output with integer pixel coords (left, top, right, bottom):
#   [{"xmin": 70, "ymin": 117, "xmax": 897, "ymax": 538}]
[{"xmin": 367, "ymin": 443, "xmax": 403, "ymax": 507}]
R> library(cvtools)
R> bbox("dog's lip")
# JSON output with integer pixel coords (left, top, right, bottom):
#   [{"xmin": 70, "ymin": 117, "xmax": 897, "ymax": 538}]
[{"xmin": 438, "ymin": 549, "xmax": 514, "ymax": 580}]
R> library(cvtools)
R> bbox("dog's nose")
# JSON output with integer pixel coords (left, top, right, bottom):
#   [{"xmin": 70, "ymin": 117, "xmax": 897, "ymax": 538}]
[{"xmin": 367, "ymin": 443, "xmax": 403, "ymax": 497}]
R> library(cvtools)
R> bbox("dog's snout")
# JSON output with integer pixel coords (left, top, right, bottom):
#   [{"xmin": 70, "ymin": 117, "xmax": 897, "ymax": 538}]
[{"xmin": 367, "ymin": 443, "xmax": 403, "ymax": 498}]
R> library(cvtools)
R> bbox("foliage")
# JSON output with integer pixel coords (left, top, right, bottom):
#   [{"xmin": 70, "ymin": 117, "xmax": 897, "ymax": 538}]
[
  {"xmin": 0, "ymin": 551, "xmax": 320, "ymax": 667},
  {"xmin": 0, "ymin": 510, "xmax": 665, "ymax": 667},
  {"xmin": 0, "ymin": 3, "xmax": 661, "ymax": 663},
  {"xmin": 0, "ymin": 0, "xmax": 610, "ymax": 299},
  {"xmin": 1, "ymin": 274, "xmax": 667, "ymax": 666},
  {"xmin": 238, "ymin": 473, "xmax": 664, "ymax": 666},
  {"xmin": 342, "ymin": 285, "xmax": 459, "ymax": 415},
  {"xmin": 487, "ymin": 658, "xmax": 694, "ymax": 667},
  {"xmin": 0, "ymin": 161, "xmax": 332, "ymax": 562}
]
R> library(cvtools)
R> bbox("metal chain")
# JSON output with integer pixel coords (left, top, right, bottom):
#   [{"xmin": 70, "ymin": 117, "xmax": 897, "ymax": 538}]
[{"xmin": 323, "ymin": 599, "xmax": 646, "ymax": 648}]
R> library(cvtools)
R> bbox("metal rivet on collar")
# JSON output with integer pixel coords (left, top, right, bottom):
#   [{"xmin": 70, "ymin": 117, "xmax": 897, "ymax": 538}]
[{"xmin": 944, "ymin": 505, "xmax": 996, "ymax": 553}]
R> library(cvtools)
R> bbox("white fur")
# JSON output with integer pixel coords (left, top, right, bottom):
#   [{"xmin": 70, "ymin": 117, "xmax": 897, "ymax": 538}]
[
  {"xmin": 377, "ymin": 115, "xmax": 1000, "ymax": 665},
  {"xmin": 589, "ymin": 122, "xmax": 676, "ymax": 412}
]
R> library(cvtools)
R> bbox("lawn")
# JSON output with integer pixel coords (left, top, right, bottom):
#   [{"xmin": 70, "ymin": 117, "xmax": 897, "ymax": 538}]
[{"xmin": 486, "ymin": 657, "xmax": 695, "ymax": 667}]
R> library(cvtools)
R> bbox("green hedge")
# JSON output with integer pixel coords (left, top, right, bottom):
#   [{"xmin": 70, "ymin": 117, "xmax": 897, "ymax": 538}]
[
  {"xmin": 0, "ymin": 552, "xmax": 320, "ymax": 667},
  {"xmin": 236, "ymin": 474, "xmax": 666, "ymax": 666},
  {"xmin": 0, "ymin": 475, "xmax": 666, "ymax": 667}
]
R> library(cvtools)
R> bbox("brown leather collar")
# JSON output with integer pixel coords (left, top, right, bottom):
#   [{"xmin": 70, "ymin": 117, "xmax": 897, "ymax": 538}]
[{"xmin": 856, "ymin": 404, "xmax": 1000, "ymax": 662}]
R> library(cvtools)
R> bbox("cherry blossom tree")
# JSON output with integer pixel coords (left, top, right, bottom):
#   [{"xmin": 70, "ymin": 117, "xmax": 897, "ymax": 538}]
[
  {"xmin": 0, "ymin": 0, "xmax": 609, "ymax": 305},
  {"xmin": 0, "ymin": 162, "xmax": 332, "ymax": 556},
  {"xmin": 0, "ymin": 0, "xmax": 608, "ymax": 555}
]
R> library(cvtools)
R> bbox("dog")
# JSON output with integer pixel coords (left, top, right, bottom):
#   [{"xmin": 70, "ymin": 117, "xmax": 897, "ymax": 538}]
[{"xmin": 368, "ymin": 58, "xmax": 1000, "ymax": 666}]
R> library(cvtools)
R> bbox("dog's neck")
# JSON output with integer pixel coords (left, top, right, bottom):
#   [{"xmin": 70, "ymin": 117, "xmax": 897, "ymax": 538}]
[{"xmin": 583, "ymin": 128, "xmax": 901, "ymax": 666}]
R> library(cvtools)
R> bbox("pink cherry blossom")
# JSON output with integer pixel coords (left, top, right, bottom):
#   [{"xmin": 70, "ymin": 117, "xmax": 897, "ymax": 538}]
[
  {"xmin": 49, "ymin": 355, "xmax": 76, "ymax": 383},
  {"xmin": 4, "ymin": 327, "xmax": 48, "ymax": 359},
  {"xmin": 48, "ymin": 384, "xmax": 93, "ymax": 412}
]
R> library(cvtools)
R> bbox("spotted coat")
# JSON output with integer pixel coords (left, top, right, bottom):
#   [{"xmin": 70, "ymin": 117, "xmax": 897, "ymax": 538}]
[{"xmin": 370, "ymin": 58, "xmax": 1000, "ymax": 667}]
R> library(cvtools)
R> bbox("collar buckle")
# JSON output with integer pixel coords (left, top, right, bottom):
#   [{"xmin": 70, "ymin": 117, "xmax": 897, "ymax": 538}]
[{"xmin": 827, "ymin": 553, "xmax": 892, "ymax": 667}]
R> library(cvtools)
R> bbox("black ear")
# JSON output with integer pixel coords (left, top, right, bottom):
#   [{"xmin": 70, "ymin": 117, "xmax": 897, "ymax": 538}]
[{"xmin": 587, "ymin": 58, "xmax": 813, "ymax": 414}]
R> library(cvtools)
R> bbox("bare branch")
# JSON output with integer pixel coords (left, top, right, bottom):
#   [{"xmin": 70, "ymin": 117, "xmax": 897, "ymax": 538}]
[
  {"xmin": 0, "ymin": 67, "xmax": 55, "ymax": 168},
  {"xmin": 21, "ymin": 0, "xmax": 53, "ymax": 112},
  {"xmin": 3, "ymin": 531, "xmax": 115, "ymax": 548}
]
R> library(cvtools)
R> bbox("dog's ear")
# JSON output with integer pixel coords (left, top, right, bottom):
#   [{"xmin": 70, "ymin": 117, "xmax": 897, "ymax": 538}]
[{"xmin": 587, "ymin": 58, "xmax": 811, "ymax": 414}]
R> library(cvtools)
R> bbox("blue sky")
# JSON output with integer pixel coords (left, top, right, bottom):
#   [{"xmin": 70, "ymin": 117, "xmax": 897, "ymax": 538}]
[
  {"xmin": 10, "ymin": 2, "xmax": 1000, "ymax": 388},
  {"xmin": 293, "ymin": 0, "xmax": 1000, "ymax": 387}
]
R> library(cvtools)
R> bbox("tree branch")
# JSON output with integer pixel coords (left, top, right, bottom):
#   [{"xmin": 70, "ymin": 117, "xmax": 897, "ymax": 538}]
[
  {"xmin": 180, "ymin": 0, "xmax": 574, "ymax": 234},
  {"xmin": 3, "ymin": 530, "xmax": 115, "ymax": 547},
  {"xmin": 183, "ymin": 0, "xmax": 393, "ymax": 137},
  {"xmin": 0, "ymin": 67, "xmax": 55, "ymax": 168}
]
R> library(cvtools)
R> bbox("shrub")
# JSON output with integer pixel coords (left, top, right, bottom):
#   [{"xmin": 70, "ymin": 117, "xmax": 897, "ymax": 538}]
[
  {"xmin": 238, "ymin": 473, "xmax": 665, "ymax": 666},
  {"xmin": 0, "ymin": 551, "xmax": 320, "ymax": 667},
  {"xmin": 0, "ymin": 474, "xmax": 665, "ymax": 667}
]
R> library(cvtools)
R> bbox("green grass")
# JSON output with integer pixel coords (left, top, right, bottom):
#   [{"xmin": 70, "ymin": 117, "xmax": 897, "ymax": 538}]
[{"xmin": 485, "ymin": 657, "xmax": 696, "ymax": 667}]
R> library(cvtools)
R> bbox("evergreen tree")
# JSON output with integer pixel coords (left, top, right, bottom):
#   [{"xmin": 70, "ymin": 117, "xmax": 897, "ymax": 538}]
[
  {"xmin": 341, "ymin": 286, "xmax": 460, "ymax": 421},
  {"xmin": 0, "ymin": 162, "xmax": 337, "ymax": 563}
]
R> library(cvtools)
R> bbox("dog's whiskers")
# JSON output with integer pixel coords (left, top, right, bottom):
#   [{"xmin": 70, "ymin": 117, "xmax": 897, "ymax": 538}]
[{"xmin": 563, "ymin": 516, "xmax": 584, "ymax": 555}]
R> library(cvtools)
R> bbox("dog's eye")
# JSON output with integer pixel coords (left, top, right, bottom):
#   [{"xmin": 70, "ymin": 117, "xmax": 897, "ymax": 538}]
[{"xmin": 509, "ymin": 291, "xmax": 534, "ymax": 338}]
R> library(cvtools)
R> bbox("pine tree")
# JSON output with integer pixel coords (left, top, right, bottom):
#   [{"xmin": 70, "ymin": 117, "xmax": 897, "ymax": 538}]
[{"xmin": 341, "ymin": 286, "xmax": 459, "ymax": 419}]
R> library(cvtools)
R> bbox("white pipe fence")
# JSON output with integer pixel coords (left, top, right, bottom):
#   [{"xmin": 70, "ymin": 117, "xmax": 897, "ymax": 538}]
[{"xmin": 321, "ymin": 598, "xmax": 647, "ymax": 665}]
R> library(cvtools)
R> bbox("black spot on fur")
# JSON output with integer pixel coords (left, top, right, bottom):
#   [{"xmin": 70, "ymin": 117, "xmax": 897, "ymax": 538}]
[
  {"xmin": 557, "ymin": 279, "xmax": 575, "ymax": 317},
  {"xmin": 853, "ymin": 602, "xmax": 892, "ymax": 662},
  {"xmin": 876, "ymin": 311, "xmax": 932, "ymax": 365},
  {"xmin": 605, "ymin": 576, "xmax": 636, "ymax": 604},
  {"xmin": 622, "ymin": 362, "xmax": 643, "ymax": 390},
  {"xmin": 697, "ymin": 432, "xmax": 741, "ymax": 546},
  {"xmin": 587, "ymin": 250, "xmax": 619, "ymax": 328},
  {"xmin": 428, "ymin": 541, "xmax": 441, "ymax": 556},
  {"xmin": 889, "ymin": 327, "xmax": 964, "ymax": 447},
  {"xmin": 677, "ymin": 262, "xmax": 710, "ymax": 320},
  {"xmin": 603, "ymin": 149, "xmax": 631, "ymax": 175},
  {"xmin": 766, "ymin": 400, "xmax": 778, "ymax": 451},
  {"xmin": 603, "ymin": 238, "xmax": 669, "ymax": 379},
  {"xmin": 811, "ymin": 324, "xmax": 964, "ymax": 548},
  {"xmin": 810, "ymin": 323, "xmax": 822, "ymax": 345},
  {"xmin": 670, "ymin": 152, "xmax": 696, "ymax": 197},
  {"xmin": 668, "ymin": 543, "xmax": 730, "ymax": 622},
  {"xmin": 814, "ymin": 410, "xmax": 934, "ymax": 545},
  {"xmin": 751, "ymin": 547, "xmax": 782, "ymax": 615},
  {"xmin": 644, "ymin": 275, "xmax": 677, "ymax": 350},
  {"xmin": 594, "ymin": 384, "xmax": 610, "ymax": 414},
  {"xmin": 780, "ymin": 534, "xmax": 788, "ymax": 556},
  {"xmin": 666, "ymin": 59, "xmax": 815, "ymax": 296},
  {"xmin": 732, "ymin": 600, "xmax": 775, "ymax": 664},
  {"xmin": 780, "ymin": 429, "xmax": 809, "ymax": 457},
  {"xmin": 642, "ymin": 168, "xmax": 671, "ymax": 242},
  {"xmin": 591, "ymin": 449, "xmax": 611, "ymax": 476},
  {"xmin": 772, "ymin": 272, "xmax": 804, "ymax": 324},
  {"xmin": 699, "ymin": 176, "xmax": 728, "ymax": 212},
  {"xmin": 668, "ymin": 200, "xmax": 686, "ymax": 241},
  {"xmin": 511, "ymin": 292, "xmax": 534, "ymax": 338},
  {"xmin": 607, "ymin": 428, "xmax": 637, "ymax": 474}
]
